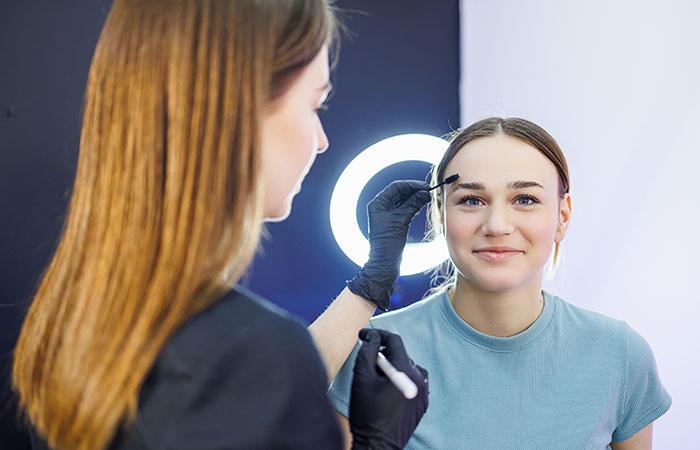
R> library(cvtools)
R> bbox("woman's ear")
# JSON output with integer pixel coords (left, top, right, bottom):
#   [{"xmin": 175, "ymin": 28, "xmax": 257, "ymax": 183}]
[{"xmin": 555, "ymin": 193, "xmax": 572, "ymax": 242}]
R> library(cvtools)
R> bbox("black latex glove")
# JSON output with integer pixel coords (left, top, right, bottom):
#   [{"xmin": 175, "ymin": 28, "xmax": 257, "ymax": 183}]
[
  {"xmin": 347, "ymin": 180, "xmax": 431, "ymax": 310},
  {"xmin": 349, "ymin": 328, "xmax": 429, "ymax": 450}
]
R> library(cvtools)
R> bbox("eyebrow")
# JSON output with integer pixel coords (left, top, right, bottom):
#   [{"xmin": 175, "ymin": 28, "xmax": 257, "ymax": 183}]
[{"xmin": 450, "ymin": 180, "xmax": 545, "ymax": 194}]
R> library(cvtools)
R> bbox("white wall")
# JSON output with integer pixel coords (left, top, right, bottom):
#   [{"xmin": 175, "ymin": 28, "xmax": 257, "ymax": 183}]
[{"xmin": 460, "ymin": 0, "xmax": 700, "ymax": 446}]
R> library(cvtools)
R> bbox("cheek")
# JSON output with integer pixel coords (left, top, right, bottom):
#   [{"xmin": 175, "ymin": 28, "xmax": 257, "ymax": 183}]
[
  {"xmin": 284, "ymin": 116, "xmax": 316, "ymax": 172},
  {"xmin": 261, "ymin": 118, "xmax": 317, "ymax": 218},
  {"xmin": 443, "ymin": 208, "xmax": 481, "ymax": 266},
  {"xmin": 444, "ymin": 208, "xmax": 476, "ymax": 247},
  {"xmin": 523, "ymin": 212, "xmax": 558, "ymax": 251}
]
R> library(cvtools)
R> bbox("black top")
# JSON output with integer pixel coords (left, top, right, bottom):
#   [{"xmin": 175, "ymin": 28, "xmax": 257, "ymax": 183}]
[{"xmin": 30, "ymin": 287, "xmax": 343, "ymax": 450}]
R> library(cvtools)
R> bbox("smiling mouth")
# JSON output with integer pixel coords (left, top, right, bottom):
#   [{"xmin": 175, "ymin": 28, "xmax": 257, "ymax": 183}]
[{"xmin": 473, "ymin": 250, "xmax": 523, "ymax": 262}]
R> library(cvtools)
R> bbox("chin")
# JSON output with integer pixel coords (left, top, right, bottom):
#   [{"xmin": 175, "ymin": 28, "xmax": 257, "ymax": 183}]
[
  {"xmin": 263, "ymin": 200, "xmax": 292, "ymax": 223},
  {"xmin": 460, "ymin": 268, "xmax": 525, "ymax": 293}
]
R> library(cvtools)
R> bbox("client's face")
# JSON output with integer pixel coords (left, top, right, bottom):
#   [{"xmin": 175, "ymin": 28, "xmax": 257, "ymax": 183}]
[
  {"xmin": 442, "ymin": 134, "xmax": 571, "ymax": 292},
  {"xmin": 260, "ymin": 47, "xmax": 331, "ymax": 221}
]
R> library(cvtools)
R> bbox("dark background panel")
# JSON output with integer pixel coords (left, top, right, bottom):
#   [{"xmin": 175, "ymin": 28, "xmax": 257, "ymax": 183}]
[
  {"xmin": 1, "ymin": 1, "xmax": 114, "ymax": 448},
  {"xmin": 0, "ymin": 1, "xmax": 459, "ymax": 447}
]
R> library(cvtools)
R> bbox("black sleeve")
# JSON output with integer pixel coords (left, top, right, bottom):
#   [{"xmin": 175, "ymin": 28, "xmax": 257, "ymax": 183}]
[{"xmin": 161, "ymin": 317, "xmax": 343, "ymax": 450}]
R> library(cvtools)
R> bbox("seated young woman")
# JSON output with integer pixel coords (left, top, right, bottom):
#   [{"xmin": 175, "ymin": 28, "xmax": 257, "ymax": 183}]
[{"xmin": 327, "ymin": 117, "xmax": 671, "ymax": 450}]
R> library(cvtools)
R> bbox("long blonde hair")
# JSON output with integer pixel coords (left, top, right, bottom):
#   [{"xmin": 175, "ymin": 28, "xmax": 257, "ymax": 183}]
[{"xmin": 12, "ymin": 1, "xmax": 336, "ymax": 449}]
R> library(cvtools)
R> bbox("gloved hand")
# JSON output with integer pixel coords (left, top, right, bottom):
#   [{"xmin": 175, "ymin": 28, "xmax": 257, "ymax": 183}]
[
  {"xmin": 347, "ymin": 180, "xmax": 431, "ymax": 310},
  {"xmin": 349, "ymin": 328, "xmax": 429, "ymax": 450}
]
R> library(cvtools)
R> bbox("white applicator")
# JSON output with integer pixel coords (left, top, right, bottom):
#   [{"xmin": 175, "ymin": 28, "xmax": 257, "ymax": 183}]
[{"xmin": 376, "ymin": 352, "xmax": 418, "ymax": 399}]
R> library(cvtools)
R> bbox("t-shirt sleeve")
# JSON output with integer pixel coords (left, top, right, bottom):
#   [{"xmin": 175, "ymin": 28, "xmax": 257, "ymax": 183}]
[
  {"xmin": 164, "ymin": 317, "xmax": 343, "ymax": 450},
  {"xmin": 327, "ymin": 341, "xmax": 361, "ymax": 418},
  {"xmin": 611, "ymin": 323, "xmax": 672, "ymax": 442}
]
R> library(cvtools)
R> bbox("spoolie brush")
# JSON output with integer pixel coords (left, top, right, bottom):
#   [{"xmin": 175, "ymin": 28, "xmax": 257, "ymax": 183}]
[
  {"xmin": 428, "ymin": 173, "xmax": 459, "ymax": 191},
  {"xmin": 392, "ymin": 173, "xmax": 459, "ymax": 208}
]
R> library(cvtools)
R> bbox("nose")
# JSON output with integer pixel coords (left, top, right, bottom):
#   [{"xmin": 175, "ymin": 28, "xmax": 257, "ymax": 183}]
[
  {"xmin": 481, "ymin": 204, "xmax": 515, "ymax": 236},
  {"xmin": 316, "ymin": 116, "xmax": 329, "ymax": 154}
]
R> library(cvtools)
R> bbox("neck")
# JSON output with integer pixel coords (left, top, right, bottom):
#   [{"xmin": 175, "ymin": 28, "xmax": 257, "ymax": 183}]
[{"xmin": 449, "ymin": 273, "xmax": 545, "ymax": 338}]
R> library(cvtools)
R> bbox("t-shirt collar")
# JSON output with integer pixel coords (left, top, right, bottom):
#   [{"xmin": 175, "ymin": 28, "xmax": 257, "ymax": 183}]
[{"xmin": 437, "ymin": 288, "xmax": 557, "ymax": 352}]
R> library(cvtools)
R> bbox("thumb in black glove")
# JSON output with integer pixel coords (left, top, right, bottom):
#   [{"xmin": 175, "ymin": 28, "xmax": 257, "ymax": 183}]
[
  {"xmin": 347, "ymin": 180, "xmax": 431, "ymax": 310},
  {"xmin": 349, "ymin": 328, "xmax": 429, "ymax": 450}
]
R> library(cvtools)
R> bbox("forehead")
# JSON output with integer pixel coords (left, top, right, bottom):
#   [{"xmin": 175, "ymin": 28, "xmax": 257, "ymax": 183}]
[
  {"xmin": 298, "ymin": 48, "xmax": 329, "ymax": 86},
  {"xmin": 273, "ymin": 48, "xmax": 330, "ymax": 109},
  {"xmin": 444, "ymin": 134, "xmax": 559, "ymax": 190}
]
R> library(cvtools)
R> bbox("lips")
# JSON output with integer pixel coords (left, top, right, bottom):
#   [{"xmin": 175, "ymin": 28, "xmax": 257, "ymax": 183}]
[{"xmin": 473, "ymin": 247, "xmax": 523, "ymax": 262}]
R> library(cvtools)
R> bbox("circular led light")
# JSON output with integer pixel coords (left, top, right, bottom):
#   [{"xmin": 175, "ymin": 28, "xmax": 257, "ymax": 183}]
[{"xmin": 329, "ymin": 134, "xmax": 450, "ymax": 276}]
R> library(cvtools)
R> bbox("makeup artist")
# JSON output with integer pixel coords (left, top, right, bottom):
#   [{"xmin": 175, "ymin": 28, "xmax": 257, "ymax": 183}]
[{"xmin": 12, "ymin": 1, "xmax": 430, "ymax": 449}]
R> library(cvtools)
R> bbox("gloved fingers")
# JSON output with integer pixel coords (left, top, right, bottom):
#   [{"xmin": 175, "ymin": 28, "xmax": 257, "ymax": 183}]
[
  {"xmin": 353, "ymin": 328, "xmax": 381, "ymax": 374},
  {"xmin": 400, "ymin": 189, "xmax": 431, "ymax": 213},
  {"xmin": 381, "ymin": 180, "xmax": 429, "ymax": 198},
  {"xmin": 373, "ymin": 329, "xmax": 412, "ymax": 370},
  {"xmin": 390, "ymin": 180, "xmax": 430, "ymax": 195},
  {"xmin": 369, "ymin": 180, "xmax": 430, "ymax": 210},
  {"xmin": 415, "ymin": 364, "xmax": 430, "ymax": 403},
  {"xmin": 416, "ymin": 365, "xmax": 429, "ymax": 384},
  {"xmin": 358, "ymin": 327, "xmax": 378, "ymax": 342},
  {"xmin": 405, "ymin": 357, "xmax": 428, "ymax": 386}
]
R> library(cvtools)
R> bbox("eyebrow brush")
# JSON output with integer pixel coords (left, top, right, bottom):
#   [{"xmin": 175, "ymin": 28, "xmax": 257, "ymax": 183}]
[
  {"xmin": 393, "ymin": 173, "xmax": 459, "ymax": 208},
  {"xmin": 429, "ymin": 173, "xmax": 459, "ymax": 191}
]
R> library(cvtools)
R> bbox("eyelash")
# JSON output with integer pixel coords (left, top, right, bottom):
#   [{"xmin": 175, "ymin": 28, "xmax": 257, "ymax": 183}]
[
  {"xmin": 457, "ymin": 194, "xmax": 540, "ymax": 207},
  {"xmin": 316, "ymin": 103, "xmax": 329, "ymax": 113}
]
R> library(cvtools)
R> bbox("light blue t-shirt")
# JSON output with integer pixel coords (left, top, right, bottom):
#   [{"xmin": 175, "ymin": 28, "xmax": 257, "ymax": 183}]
[{"xmin": 328, "ymin": 290, "xmax": 671, "ymax": 449}]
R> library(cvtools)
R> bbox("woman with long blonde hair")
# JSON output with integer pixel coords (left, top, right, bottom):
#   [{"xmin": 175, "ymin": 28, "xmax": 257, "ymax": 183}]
[{"xmin": 12, "ymin": 1, "xmax": 431, "ymax": 449}]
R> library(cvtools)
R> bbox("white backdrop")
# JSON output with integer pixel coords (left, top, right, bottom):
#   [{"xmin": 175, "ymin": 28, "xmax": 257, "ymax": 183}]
[{"xmin": 460, "ymin": 0, "xmax": 700, "ymax": 446}]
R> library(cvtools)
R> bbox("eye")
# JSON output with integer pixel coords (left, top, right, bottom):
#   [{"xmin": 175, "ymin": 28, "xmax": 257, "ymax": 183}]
[
  {"xmin": 515, "ymin": 194, "xmax": 539, "ymax": 206},
  {"xmin": 456, "ymin": 194, "xmax": 540, "ymax": 207},
  {"xmin": 315, "ymin": 103, "xmax": 329, "ymax": 113},
  {"xmin": 457, "ymin": 196, "xmax": 483, "ymax": 206}
]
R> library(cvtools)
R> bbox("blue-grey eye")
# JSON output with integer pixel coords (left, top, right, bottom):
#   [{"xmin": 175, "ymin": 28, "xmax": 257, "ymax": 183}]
[
  {"xmin": 516, "ymin": 195, "xmax": 538, "ymax": 205},
  {"xmin": 459, "ymin": 196, "xmax": 482, "ymax": 206}
]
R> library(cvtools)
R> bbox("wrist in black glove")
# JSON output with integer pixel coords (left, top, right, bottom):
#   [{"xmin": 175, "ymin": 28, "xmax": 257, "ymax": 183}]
[
  {"xmin": 349, "ymin": 328, "xmax": 429, "ymax": 450},
  {"xmin": 347, "ymin": 180, "xmax": 431, "ymax": 310}
]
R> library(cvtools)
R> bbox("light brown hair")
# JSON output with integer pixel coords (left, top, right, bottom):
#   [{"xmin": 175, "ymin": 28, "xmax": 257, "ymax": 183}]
[
  {"xmin": 427, "ymin": 117, "xmax": 570, "ymax": 290},
  {"xmin": 12, "ymin": 1, "xmax": 336, "ymax": 449}
]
